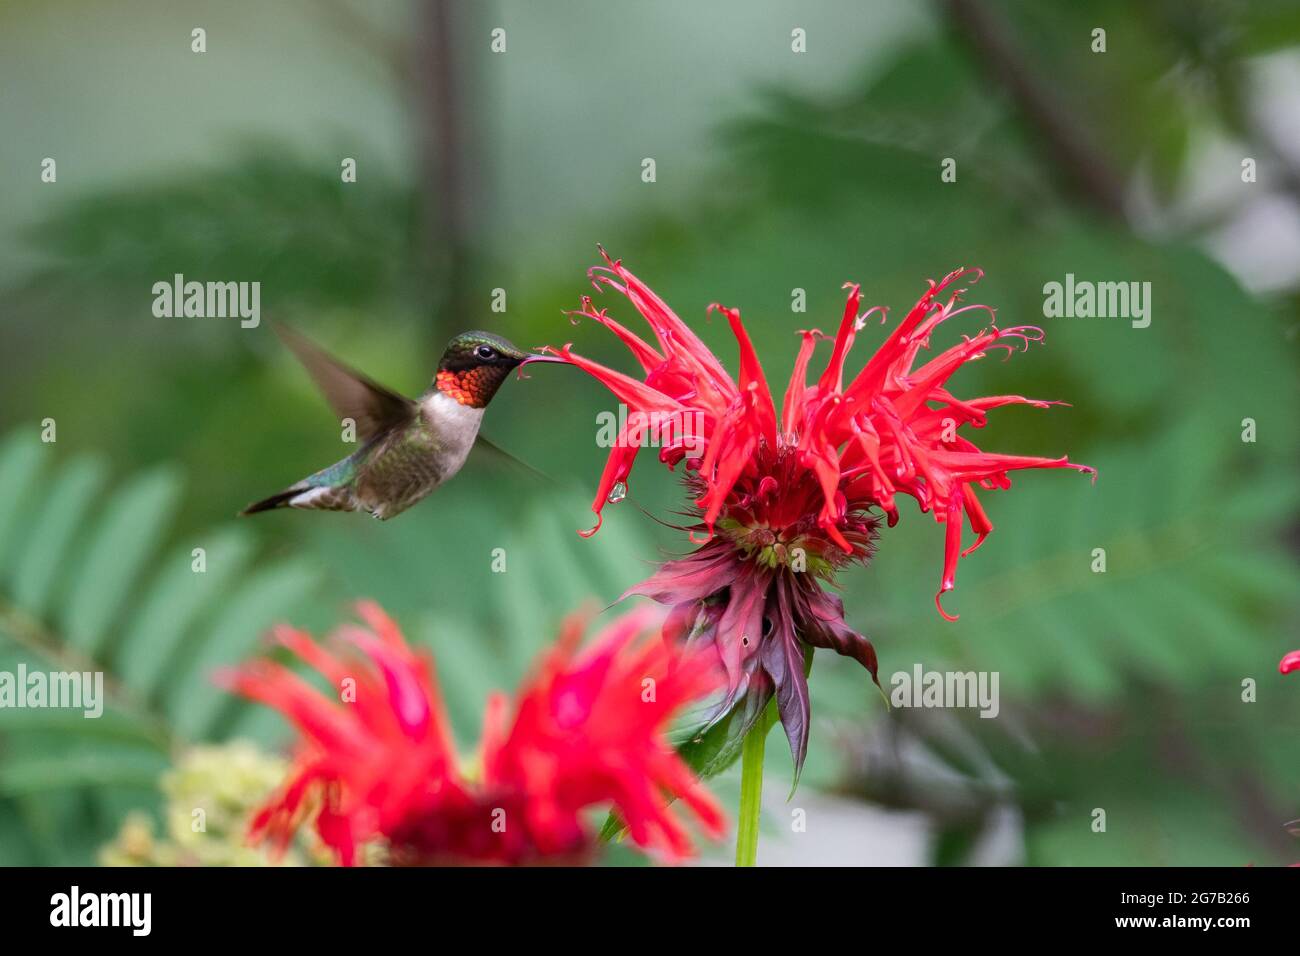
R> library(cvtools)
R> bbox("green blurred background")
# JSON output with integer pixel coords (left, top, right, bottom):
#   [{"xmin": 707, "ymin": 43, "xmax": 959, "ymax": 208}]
[{"xmin": 0, "ymin": 0, "xmax": 1297, "ymax": 865}]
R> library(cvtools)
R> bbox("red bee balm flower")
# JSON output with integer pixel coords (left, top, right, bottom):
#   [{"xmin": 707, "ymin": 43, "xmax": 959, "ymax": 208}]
[
  {"xmin": 547, "ymin": 251, "xmax": 1093, "ymax": 774},
  {"xmin": 220, "ymin": 602, "xmax": 724, "ymax": 865},
  {"xmin": 1281, "ymin": 651, "xmax": 1300, "ymax": 675}
]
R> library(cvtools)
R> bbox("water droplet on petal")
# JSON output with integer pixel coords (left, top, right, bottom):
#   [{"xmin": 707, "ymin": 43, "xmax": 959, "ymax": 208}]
[{"xmin": 607, "ymin": 481, "xmax": 627, "ymax": 504}]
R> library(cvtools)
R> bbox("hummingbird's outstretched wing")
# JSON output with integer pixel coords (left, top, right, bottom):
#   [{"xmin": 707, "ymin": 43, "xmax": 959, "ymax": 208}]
[
  {"xmin": 274, "ymin": 324, "xmax": 416, "ymax": 441},
  {"xmin": 470, "ymin": 434, "xmax": 556, "ymax": 485}
]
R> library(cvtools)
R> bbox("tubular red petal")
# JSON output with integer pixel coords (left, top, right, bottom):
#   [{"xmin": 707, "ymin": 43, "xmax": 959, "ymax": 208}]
[
  {"xmin": 890, "ymin": 329, "xmax": 1008, "ymax": 419},
  {"xmin": 584, "ymin": 443, "xmax": 639, "ymax": 535},
  {"xmin": 219, "ymin": 662, "xmax": 369, "ymax": 754},
  {"xmin": 710, "ymin": 303, "xmax": 778, "ymax": 446},
  {"xmin": 843, "ymin": 270, "xmax": 970, "ymax": 403},
  {"xmin": 816, "ymin": 282, "xmax": 861, "ymax": 394},
  {"xmin": 959, "ymin": 483, "xmax": 992, "ymax": 557},
  {"xmin": 597, "ymin": 249, "xmax": 734, "ymax": 395},
  {"xmin": 269, "ymin": 624, "xmax": 351, "ymax": 685},
  {"xmin": 343, "ymin": 632, "xmax": 432, "ymax": 739},
  {"xmin": 593, "ymin": 313, "xmax": 665, "ymax": 373},
  {"xmin": 936, "ymin": 494, "xmax": 964, "ymax": 622},
  {"xmin": 782, "ymin": 329, "xmax": 822, "ymax": 436},
  {"xmin": 558, "ymin": 347, "xmax": 688, "ymax": 415},
  {"xmin": 354, "ymin": 600, "xmax": 405, "ymax": 648},
  {"xmin": 926, "ymin": 449, "xmax": 1096, "ymax": 484}
]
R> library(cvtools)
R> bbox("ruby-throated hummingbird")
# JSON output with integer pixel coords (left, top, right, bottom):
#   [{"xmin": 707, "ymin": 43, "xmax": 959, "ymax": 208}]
[{"xmin": 241, "ymin": 326, "xmax": 560, "ymax": 519}]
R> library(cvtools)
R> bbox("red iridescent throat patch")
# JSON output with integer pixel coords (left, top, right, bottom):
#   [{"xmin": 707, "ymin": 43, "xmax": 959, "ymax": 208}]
[{"xmin": 436, "ymin": 368, "xmax": 492, "ymax": 408}]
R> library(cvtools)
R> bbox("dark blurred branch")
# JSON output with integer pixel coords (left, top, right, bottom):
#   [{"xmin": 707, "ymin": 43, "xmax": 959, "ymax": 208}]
[
  {"xmin": 317, "ymin": 0, "xmax": 412, "ymax": 86},
  {"xmin": 1134, "ymin": 3, "xmax": 1300, "ymax": 212},
  {"xmin": 836, "ymin": 715, "xmax": 1016, "ymax": 825},
  {"xmin": 313, "ymin": 0, "xmax": 482, "ymax": 347},
  {"xmin": 941, "ymin": 0, "xmax": 1129, "ymax": 221},
  {"xmin": 416, "ymin": 0, "xmax": 481, "ymax": 346}
]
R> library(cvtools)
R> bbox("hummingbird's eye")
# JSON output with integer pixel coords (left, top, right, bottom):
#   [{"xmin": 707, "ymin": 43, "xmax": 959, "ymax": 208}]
[{"xmin": 474, "ymin": 345, "xmax": 498, "ymax": 361}]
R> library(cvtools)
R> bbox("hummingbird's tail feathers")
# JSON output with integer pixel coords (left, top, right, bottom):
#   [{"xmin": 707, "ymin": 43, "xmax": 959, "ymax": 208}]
[
  {"xmin": 240, "ymin": 483, "xmax": 357, "ymax": 516},
  {"xmin": 239, "ymin": 485, "xmax": 307, "ymax": 516}
]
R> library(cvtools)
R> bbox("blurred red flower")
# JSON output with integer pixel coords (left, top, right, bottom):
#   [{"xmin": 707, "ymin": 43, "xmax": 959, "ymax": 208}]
[
  {"xmin": 547, "ymin": 250, "xmax": 1093, "ymax": 774},
  {"xmin": 1281, "ymin": 650, "xmax": 1300, "ymax": 675},
  {"xmin": 220, "ymin": 601, "xmax": 724, "ymax": 865}
]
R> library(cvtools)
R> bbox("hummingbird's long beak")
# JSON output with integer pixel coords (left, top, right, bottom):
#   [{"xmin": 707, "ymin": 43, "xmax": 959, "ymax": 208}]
[{"xmin": 520, "ymin": 353, "xmax": 569, "ymax": 366}]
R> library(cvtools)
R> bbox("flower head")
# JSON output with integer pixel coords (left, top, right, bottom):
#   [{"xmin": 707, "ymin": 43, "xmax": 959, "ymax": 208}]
[
  {"xmin": 219, "ymin": 601, "xmax": 724, "ymax": 865},
  {"xmin": 547, "ymin": 250, "xmax": 1093, "ymax": 774}
]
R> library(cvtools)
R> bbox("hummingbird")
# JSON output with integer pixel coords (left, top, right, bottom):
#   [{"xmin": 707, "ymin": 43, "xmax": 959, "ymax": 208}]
[{"xmin": 241, "ymin": 326, "xmax": 560, "ymax": 520}]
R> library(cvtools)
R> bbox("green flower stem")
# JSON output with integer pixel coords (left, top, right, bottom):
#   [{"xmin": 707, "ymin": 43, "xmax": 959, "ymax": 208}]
[{"xmin": 735, "ymin": 699, "xmax": 776, "ymax": 867}]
